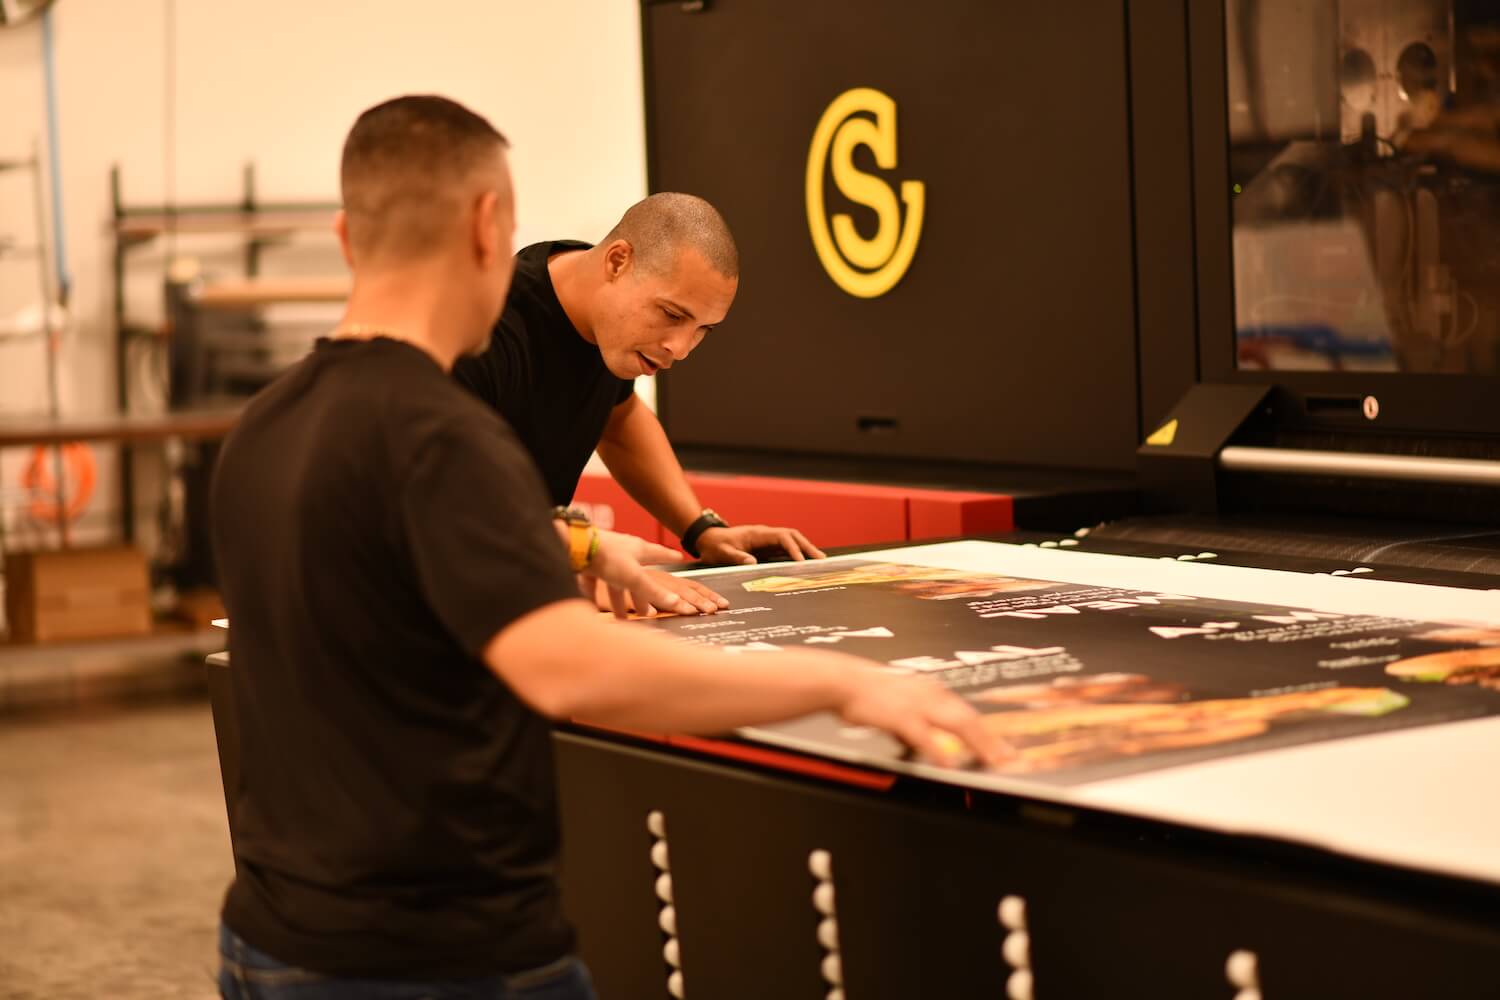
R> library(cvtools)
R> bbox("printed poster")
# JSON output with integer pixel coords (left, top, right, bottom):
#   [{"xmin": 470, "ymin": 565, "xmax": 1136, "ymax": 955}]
[{"xmin": 639, "ymin": 550, "xmax": 1500, "ymax": 786}]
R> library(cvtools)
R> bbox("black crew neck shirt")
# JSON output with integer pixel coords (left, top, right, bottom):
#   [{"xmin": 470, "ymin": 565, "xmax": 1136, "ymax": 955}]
[
  {"xmin": 452, "ymin": 240, "xmax": 637, "ymax": 506},
  {"xmin": 210, "ymin": 336, "xmax": 581, "ymax": 978}
]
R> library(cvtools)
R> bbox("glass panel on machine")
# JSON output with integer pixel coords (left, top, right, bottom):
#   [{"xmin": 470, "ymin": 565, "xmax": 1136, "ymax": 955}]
[{"xmin": 1227, "ymin": 1, "xmax": 1500, "ymax": 374}]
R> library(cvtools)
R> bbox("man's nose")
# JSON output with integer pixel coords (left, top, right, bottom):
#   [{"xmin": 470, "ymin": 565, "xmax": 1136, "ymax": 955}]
[{"xmin": 661, "ymin": 333, "xmax": 694, "ymax": 363}]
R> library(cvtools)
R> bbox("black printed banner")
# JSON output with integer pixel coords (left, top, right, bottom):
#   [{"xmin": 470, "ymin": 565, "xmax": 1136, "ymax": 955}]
[{"xmin": 640, "ymin": 552, "xmax": 1500, "ymax": 785}]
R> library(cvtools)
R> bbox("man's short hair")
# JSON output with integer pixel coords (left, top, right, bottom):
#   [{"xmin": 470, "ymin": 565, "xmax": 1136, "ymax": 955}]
[
  {"xmin": 603, "ymin": 193, "xmax": 739, "ymax": 279},
  {"xmin": 341, "ymin": 95, "xmax": 508, "ymax": 260}
]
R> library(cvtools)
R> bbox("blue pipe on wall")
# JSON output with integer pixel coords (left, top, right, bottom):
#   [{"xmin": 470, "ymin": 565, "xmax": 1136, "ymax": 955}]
[{"xmin": 41, "ymin": 3, "xmax": 69, "ymax": 306}]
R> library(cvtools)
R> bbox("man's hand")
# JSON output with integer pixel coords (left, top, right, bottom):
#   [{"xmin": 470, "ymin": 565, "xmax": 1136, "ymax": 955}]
[
  {"xmin": 489, "ymin": 602, "xmax": 1012, "ymax": 769},
  {"xmin": 835, "ymin": 668, "xmax": 1012, "ymax": 770},
  {"xmin": 583, "ymin": 530, "xmax": 699, "ymax": 619},
  {"xmin": 696, "ymin": 524, "xmax": 826, "ymax": 565},
  {"xmin": 584, "ymin": 568, "xmax": 730, "ymax": 616},
  {"xmin": 645, "ymin": 569, "xmax": 729, "ymax": 614},
  {"xmin": 596, "ymin": 528, "xmax": 682, "ymax": 567}
]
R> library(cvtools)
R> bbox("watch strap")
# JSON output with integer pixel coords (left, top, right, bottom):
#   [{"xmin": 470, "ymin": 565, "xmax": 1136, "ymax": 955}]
[
  {"xmin": 680, "ymin": 509, "xmax": 729, "ymax": 559},
  {"xmin": 564, "ymin": 520, "xmax": 597, "ymax": 573},
  {"xmin": 553, "ymin": 506, "xmax": 597, "ymax": 572}
]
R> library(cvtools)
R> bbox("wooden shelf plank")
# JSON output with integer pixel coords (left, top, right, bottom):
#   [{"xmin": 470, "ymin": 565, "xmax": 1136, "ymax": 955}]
[
  {"xmin": 0, "ymin": 625, "xmax": 226, "ymax": 669},
  {"xmin": 190, "ymin": 276, "xmax": 349, "ymax": 309},
  {"xmin": 0, "ymin": 407, "xmax": 242, "ymax": 448},
  {"xmin": 120, "ymin": 320, "xmax": 168, "ymax": 339},
  {"xmin": 112, "ymin": 210, "xmax": 338, "ymax": 240},
  {"xmin": 0, "ymin": 626, "xmax": 227, "ymax": 713}
]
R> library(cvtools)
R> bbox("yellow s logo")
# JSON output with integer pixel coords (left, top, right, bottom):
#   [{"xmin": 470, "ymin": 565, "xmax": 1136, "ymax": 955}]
[{"xmin": 805, "ymin": 88, "xmax": 926, "ymax": 299}]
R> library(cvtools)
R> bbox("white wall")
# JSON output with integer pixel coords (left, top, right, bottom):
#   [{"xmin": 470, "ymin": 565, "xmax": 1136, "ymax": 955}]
[{"xmin": 0, "ymin": 0, "xmax": 649, "ymax": 547}]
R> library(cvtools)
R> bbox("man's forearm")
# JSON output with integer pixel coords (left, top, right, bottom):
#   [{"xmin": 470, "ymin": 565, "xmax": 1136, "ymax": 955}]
[
  {"xmin": 487, "ymin": 601, "xmax": 856, "ymax": 733},
  {"xmin": 597, "ymin": 396, "xmax": 703, "ymax": 538}
]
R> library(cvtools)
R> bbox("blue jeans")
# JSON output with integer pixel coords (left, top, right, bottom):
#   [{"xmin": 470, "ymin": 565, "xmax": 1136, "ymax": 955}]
[{"xmin": 218, "ymin": 925, "xmax": 598, "ymax": 1000}]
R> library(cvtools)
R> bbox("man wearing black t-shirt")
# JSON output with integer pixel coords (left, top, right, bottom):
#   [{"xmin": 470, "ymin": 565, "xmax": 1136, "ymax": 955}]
[
  {"xmin": 453, "ymin": 195, "xmax": 825, "ymax": 594},
  {"xmin": 211, "ymin": 96, "xmax": 1006, "ymax": 998}
]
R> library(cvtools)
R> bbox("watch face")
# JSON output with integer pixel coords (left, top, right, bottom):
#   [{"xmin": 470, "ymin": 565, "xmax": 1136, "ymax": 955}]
[{"xmin": 554, "ymin": 505, "xmax": 590, "ymax": 526}]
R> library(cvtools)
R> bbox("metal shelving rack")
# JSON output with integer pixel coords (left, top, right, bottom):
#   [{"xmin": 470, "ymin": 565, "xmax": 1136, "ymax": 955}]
[
  {"xmin": 108, "ymin": 162, "xmax": 340, "ymax": 542},
  {"xmin": 0, "ymin": 166, "xmax": 336, "ymax": 658},
  {"xmin": 0, "ymin": 142, "xmax": 68, "ymax": 550}
]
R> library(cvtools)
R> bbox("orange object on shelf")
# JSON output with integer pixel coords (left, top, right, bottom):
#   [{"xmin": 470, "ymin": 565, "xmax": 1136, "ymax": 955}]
[{"xmin": 20, "ymin": 442, "xmax": 96, "ymax": 525}]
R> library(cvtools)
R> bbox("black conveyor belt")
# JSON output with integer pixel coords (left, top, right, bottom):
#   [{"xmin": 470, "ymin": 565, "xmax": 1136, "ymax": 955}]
[{"xmin": 1090, "ymin": 515, "xmax": 1500, "ymax": 576}]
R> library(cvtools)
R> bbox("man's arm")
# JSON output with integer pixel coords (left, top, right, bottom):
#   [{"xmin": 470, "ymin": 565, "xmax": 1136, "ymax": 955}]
[
  {"xmin": 596, "ymin": 393, "xmax": 704, "ymax": 537},
  {"xmin": 484, "ymin": 599, "xmax": 1009, "ymax": 768},
  {"xmin": 399, "ymin": 421, "xmax": 999, "ymax": 765},
  {"xmin": 597, "ymin": 394, "xmax": 826, "ymax": 564},
  {"xmin": 1404, "ymin": 125, "xmax": 1500, "ymax": 173}
]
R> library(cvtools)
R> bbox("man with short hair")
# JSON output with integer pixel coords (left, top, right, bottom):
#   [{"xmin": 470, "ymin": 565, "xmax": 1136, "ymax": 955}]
[
  {"xmin": 211, "ymin": 95, "xmax": 1005, "ymax": 998},
  {"xmin": 453, "ymin": 192, "xmax": 825, "ymax": 601}
]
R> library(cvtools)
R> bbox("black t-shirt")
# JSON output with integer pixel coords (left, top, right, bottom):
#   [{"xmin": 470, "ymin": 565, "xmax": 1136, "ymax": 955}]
[
  {"xmin": 210, "ymin": 337, "xmax": 581, "ymax": 978},
  {"xmin": 453, "ymin": 241, "xmax": 637, "ymax": 506}
]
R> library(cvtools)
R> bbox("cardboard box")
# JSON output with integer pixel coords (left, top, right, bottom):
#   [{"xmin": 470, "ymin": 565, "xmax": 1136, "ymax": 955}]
[
  {"xmin": 4, "ymin": 546, "xmax": 153, "ymax": 644},
  {"xmin": 175, "ymin": 587, "xmax": 227, "ymax": 630}
]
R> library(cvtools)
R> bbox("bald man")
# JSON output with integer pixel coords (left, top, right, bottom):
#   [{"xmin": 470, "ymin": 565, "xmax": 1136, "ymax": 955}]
[
  {"xmin": 453, "ymin": 195, "xmax": 825, "ymax": 597},
  {"xmin": 210, "ymin": 95, "xmax": 1005, "ymax": 997}
]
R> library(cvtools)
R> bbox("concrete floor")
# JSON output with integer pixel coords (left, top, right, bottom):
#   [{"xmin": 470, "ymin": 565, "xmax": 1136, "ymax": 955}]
[{"xmin": 0, "ymin": 696, "xmax": 233, "ymax": 998}]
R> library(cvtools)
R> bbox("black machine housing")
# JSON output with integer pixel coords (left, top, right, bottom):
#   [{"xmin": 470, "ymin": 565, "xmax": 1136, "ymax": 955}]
[{"xmin": 643, "ymin": 0, "xmax": 1500, "ymax": 530}]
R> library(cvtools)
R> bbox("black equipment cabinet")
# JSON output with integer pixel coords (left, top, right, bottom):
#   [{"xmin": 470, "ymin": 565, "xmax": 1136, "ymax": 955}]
[{"xmin": 556, "ymin": 730, "xmax": 1500, "ymax": 1000}]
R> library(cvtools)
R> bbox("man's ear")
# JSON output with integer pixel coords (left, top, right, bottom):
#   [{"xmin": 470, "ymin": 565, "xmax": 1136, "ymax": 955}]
[
  {"xmin": 474, "ymin": 190, "xmax": 501, "ymax": 267},
  {"xmin": 602, "ymin": 239, "xmax": 634, "ymax": 282},
  {"xmin": 333, "ymin": 210, "xmax": 355, "ymax": 269}
]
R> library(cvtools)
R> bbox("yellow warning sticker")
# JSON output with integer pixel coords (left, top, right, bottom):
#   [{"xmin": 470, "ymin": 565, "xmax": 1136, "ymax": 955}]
[{"xmin": 1145, "ymin": 418, "xmax": 1178, "ymax": 447}]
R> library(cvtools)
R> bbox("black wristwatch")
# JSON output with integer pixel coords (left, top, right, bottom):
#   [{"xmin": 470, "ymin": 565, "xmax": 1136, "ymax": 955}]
[{"xmin": 680, "ymin": 508, "xmax": 729, "ymax": 559}]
